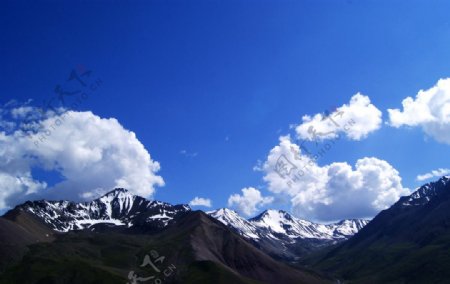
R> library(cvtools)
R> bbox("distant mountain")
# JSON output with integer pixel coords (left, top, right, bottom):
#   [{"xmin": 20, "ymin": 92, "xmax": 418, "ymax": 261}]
[
  {"xmin": 208, "ymin": 208, "xmax": 369, "ymax": 260},
  {"xmin": 315, "ymin": 176, "xmax": 450, "ymax": 283},
  {"xmin": 5, "ymin": 188, "xmax": 190, "ymax": 232},
  {"xmin": 250, "ymin": 209, "xmax": 368, "ymax": 240}
]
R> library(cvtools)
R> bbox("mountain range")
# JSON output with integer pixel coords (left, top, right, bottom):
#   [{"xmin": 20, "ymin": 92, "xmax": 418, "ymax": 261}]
[
  {"xmin": 1, "ymin": 188, "xmax": 368, "ymax": 263},
  {"xmin": 0, "ymin": 188, "xmax": 350, "ymax": 284},
  {"xmin": 2, "ymin": 175, "xmax": 450, "ymax": 283}
]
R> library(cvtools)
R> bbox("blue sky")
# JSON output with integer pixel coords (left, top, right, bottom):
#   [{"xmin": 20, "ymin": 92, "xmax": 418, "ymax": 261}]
[{"xmin": 1, "ymin": 0, "xmax": 450, "ymax": 220}]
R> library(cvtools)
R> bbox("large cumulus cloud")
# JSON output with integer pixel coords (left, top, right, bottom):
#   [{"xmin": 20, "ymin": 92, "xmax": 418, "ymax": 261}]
[
  {"xmin": 260, "ymin": 136, "xmax": 409, "ymax": 221},
  {"xmin": 0, "ymin": 103, "xmax": 164, "ymax": 209}
]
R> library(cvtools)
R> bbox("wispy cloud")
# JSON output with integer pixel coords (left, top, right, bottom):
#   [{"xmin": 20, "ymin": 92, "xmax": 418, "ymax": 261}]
[{"xmin": 416, "ymin": 168, "xmax": 450, "ymax": 182}]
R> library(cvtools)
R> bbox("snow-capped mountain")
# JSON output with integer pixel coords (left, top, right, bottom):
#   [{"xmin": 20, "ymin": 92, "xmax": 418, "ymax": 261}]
[
  {"xmin": 328, "ymin": 219, "xmax": 369, "ymax": 238},
  {"xmin": 8, "ymin": 187, "xmax": 368, "ymax": 261},
  {"xmin": 400, "ymin": 175, "xmax": 450, "ymax": 207},
  {"xmin": 208, "ymin": 208, "xmax": 369, "ymax": 244},
  {"xmin": 208, "ymin": 208, "xmax": 261, "ymax": 239},
  {"xmin": 250, "ymin": 210, "xmax": 368, "ymax": 241},
  {"xmin": 14, "ymin": 188, "xmax": 190, "ymax": 232}
]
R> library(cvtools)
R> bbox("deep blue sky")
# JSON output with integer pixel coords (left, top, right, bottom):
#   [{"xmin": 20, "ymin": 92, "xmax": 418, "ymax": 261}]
[{"xmin": 2, "ymin": 0, "xmax": 450, "ymax": 212}]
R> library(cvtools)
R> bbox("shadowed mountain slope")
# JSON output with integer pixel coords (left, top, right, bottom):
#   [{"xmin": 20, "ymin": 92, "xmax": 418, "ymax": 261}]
[{"xmin": 315, "ymin": 176, "xmax": 450, "ymax": 283}]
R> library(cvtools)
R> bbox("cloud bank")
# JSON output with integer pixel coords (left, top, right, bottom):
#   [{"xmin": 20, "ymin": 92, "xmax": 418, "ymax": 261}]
[{"xmin": 416, "ymin": 168, "xmax": 450, "ymax": 182}]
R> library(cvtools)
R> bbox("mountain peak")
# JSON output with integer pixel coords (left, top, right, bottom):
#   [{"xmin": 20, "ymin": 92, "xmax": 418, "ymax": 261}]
[
  {"xmin": 210, "ymin": 207, "xmax": 238, "ymax": 215},
  {"xmin": 207, "ymin": 208, "xmax": 261, "ymax": 239},
  {"xmin": 401, "ymin": 175, "xmax": 450, "ymax": 207},
  {"xmin": 110, "ymin": 187, "xmax": 129, "ymax": 193},
  {"xmin": 207, "ymin": 208, "xmax": 244, "ymax": 222},
  {"xmin": 251, "ymin": 209, "xmax": 294, "ymax": 222},
  {"xmin": 99, "ymin": 188, "xmax": 132, "ymax": 198},
  {"xmin": 264, "ymin": 209, "xmax": 289, "ymax": 215}
]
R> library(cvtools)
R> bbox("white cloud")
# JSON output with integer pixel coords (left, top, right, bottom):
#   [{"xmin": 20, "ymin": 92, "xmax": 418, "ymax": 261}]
[
  {"xmin": 189, "ymin": 197, "xmax": 212, "ymax": 208},
  {"xmin": 260, "ymin": 136, "xmax": 409, "ymax": 221},
  {"xmin": 416, "ymin": 168, "xmax": 450, "ymax": 182},
  {"xmin": 388, "ymin": 78, "xmax": 450, "ymax": 144},
  {"xmin": 228, "ymin": 187, "xmax": 274, "ymax": 217},
  {"xmin": 0, "ymin": 172, "xmax": 47, "ymax": 209},
  {"xmin": 0, "ymin": 104, "xmax": 164, "ymax": 209},
  {"xmin": 295, "ymin": 93, "xmax": 382, "ymax": 141}
]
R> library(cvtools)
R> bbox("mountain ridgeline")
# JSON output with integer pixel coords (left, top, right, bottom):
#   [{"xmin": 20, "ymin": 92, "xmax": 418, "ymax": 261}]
[
  {"xmin": 9, "ymin": 188, "xmax": 191, "ymax": 232},
  {"xmin": 2, "ymin": 188, "xmax": 368, "ymax": 263},
  {"xmin": 2, "ymin": 176, "xmax": 450, "ymax": 283},
  {"xmin": 0, "ymin": 188, "xmax": 362, "ymax": 284}
]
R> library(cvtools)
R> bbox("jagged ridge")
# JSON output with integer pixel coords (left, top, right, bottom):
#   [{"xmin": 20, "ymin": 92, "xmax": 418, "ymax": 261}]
[
  {"xmin": 208, "ymin": 208, "xmax": 369, "ymax": 243},
  {"xmin": 8, "ymin": 188, "xmax": 190, "ymax": 232}
]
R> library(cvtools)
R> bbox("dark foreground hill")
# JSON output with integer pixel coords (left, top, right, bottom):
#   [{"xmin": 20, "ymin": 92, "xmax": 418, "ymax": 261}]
[{"xmin": 314, "ymin": 176, "xmax": 450, "ymax": 283}]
